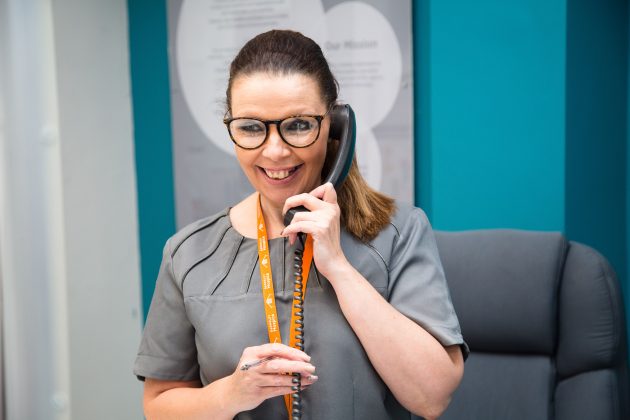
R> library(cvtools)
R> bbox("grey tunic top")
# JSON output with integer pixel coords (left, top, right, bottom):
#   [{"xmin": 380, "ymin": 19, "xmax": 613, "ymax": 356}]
[{"xmin": 134, "ymin": 202, "xmax": 466, "ymax": 420}]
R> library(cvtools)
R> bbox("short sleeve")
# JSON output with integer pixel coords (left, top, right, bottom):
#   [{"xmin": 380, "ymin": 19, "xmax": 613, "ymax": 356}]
[
  {"xmin": 133, "ymin": 238, "xmax": 200, "ymax": 381},
  {"xmin": 388, "ymin": 208, "xmax": 469, "ymax": 359}
]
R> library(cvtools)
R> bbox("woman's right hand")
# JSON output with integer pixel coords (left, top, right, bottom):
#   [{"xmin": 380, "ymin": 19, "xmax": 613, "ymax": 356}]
[{"xmin": 227, "ymin": 343, "xmax": 318, "ymax": 412}]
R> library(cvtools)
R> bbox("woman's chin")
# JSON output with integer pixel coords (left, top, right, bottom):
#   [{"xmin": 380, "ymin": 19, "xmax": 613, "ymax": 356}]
[
  {"xmin": 259, "ymin": 190, "xmax": 295, "ymax": 207},
  {"xmin": 256, "ymin": 175, "xmax": 302, "ymax": 199},
  {"xmin": 255, "ymin": 170, "xmax": 324, "ymax": 211}
]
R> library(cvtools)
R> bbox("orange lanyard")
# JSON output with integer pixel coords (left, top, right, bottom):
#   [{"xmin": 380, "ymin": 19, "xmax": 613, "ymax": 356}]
[{"xmin": 256, "ymin": 194, "xmax": 313, "ymax": 417}]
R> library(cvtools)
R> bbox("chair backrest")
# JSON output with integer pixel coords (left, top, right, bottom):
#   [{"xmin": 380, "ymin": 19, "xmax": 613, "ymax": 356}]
[{"xmin": 433, "ymin": 230, "xmax": 629, "ymax": 420}]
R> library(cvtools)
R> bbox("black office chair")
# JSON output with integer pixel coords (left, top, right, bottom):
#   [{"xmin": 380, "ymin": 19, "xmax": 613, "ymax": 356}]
[{"xmin": 433, "ymin": 230, "xmax": 629, "ymax": 419}]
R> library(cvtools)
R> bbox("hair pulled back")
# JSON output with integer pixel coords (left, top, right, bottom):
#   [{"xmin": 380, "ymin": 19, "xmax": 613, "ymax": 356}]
[
  {"xmin": 226, "ymin": 30, "xmax": 337, "ymax": 112},
  {"xmin": 226, "ymin": 30, "xmax": 395, "ymax": 241}
]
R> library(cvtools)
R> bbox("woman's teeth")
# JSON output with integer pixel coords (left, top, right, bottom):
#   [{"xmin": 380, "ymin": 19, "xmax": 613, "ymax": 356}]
[{"xmin": 264, "ymin": 167, "xmax": 297, "ymax": 180}]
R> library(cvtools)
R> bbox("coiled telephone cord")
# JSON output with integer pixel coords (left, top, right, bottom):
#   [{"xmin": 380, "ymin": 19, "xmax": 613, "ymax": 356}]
[{"xmin": 291, "ymin": 233, "xmax": 306, "ymax": 419}]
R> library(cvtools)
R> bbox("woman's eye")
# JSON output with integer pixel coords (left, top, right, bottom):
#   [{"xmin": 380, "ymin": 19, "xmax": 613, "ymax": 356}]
[
  {"xmin": 237, "ymin": 122, "xmax": 264, "ymax": 135},
  {"xmin": 284, "ymin": 118, "xmax": 313, "ymax": 133}
]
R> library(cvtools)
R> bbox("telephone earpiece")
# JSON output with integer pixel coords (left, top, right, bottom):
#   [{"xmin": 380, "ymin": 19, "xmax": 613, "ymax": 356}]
[{"xmin": 324, "ymin": 104, "xmax": 356, "ymax": 187}]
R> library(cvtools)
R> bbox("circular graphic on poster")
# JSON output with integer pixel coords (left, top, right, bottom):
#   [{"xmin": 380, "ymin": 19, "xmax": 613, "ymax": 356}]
[{"xmin": 176, "ymin": 0, "xmax": 325, "ymax": 156}]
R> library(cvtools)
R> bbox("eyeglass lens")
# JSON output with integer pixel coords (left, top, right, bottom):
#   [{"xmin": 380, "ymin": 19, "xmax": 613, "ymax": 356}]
[{"xmin": 229, "ymin": 116, "xmax": 319, "ymax": 148}]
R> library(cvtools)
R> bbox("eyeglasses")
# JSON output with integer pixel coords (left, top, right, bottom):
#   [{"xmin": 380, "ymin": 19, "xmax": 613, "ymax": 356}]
[{"xmin": 223, "ymin": 114, "xmax": 326, "ymax": 149}]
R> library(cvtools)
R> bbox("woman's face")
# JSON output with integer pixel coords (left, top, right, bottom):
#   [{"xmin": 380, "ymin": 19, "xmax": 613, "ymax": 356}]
[{"xmin": 229, "ymin": 72, "xmax": 330, "ymax": 210}]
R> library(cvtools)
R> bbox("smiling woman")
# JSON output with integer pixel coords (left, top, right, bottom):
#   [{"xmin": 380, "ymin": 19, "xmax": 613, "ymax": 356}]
[
  {"xmin": 134, "ymin": 29, "xmax": 467, "ymax": 420},
  {"xmin": 229, "ymin": 73, "xmax": 330, "ymax": 234}
]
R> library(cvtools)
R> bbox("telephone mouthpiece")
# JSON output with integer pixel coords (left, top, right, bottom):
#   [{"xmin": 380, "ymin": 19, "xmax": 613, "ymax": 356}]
[{"xmin": 283, "ymin": 205, "xmax": 307, "ymax": 227}]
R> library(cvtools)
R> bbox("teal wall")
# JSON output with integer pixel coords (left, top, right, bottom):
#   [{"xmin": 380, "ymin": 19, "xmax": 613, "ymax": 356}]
[
  {"xmin": 627, "ymin": 0, "xmax": 630, "ymax": 317},
  {"xmin": 565, "ymin": 0, "xmax": 628, "ymax": 294},
  {"xmin": 414, "ymin": 0, "xmax": 628, "ymax": 344},
  {"xmin": 627, "ymin": 0, "xmax": 630, "ymax": 326},
  {"xmin": 128, "ymin": 0, "xmax": 176, "ymax": 318},
  {"xmin": 417, "ymin": 0, "xmax": 567, "ymax": 232}
]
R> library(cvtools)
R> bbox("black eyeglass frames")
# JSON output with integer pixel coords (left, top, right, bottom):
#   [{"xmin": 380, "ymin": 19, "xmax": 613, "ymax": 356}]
[{"xmin": 223, "ymin": 114, "xmax": 327, "ymax": 149}]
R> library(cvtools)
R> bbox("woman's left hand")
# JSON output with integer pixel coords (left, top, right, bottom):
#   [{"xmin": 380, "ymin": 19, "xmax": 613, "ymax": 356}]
[{"xmin": 281, "ymin": 182, "xmax": 349, "ymax": 279}]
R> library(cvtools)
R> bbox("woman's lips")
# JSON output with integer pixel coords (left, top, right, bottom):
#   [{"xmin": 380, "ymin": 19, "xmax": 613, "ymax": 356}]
[{"xmin": 259, "ymin": 164, "xmax": 302, "ymax": 182}]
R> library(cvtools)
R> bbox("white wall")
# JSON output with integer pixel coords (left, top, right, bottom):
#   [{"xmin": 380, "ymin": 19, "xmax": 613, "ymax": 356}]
[{"xmin": 0, "ymin": 0, "xmax": 144, "ymax": 418}]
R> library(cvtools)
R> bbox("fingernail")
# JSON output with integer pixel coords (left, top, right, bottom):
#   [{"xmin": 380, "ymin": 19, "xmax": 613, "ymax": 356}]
[
  {"xmin": 306, "ymin": 364, "xmax": 316, "ymax": 373},
  {"xmin": 307, "ymin": 375, "xmax": 318, "ymax": 381}
]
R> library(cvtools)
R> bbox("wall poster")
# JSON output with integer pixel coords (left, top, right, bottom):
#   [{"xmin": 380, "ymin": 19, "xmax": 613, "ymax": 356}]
[{"xmin": 168, "ymin": 0, "xmax": 413, "ymax": 227}]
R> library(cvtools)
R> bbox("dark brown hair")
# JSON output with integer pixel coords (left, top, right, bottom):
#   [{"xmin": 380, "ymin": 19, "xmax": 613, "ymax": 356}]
[{"xmin": 227, "ymin": 30, "xmax": 395, "ymax": 241}]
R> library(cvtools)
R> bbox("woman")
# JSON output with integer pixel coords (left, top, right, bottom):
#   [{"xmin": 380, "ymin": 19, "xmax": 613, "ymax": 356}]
[{"xmin": 134, "ymin": 30, "xmax": 466, "ymax": 420}]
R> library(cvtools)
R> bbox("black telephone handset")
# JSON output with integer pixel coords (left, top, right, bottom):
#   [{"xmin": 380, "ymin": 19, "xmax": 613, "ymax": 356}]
[
  {"xmin": 322, "ymin": 103, "xmax": 357, "ymax": 188},
  {"xmin": 283, "ymin": 104, "xmax": 355, "ymax": 420},
  {"xmin": 283, "ymin": 104, "xmax": 356, "ymax": 226}
]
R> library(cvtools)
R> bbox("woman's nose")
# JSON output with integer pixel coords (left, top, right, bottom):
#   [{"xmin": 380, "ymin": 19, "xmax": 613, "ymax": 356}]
[{"xmin": 261, "ymin": 124, "xmax": 291, "ymax": 159}]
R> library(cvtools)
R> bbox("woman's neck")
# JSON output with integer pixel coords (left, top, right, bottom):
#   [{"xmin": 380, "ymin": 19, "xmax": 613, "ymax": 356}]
[{"xmin": 259, "ymin": 195, "xmax": 286, "ymax": 239}]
